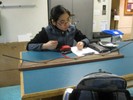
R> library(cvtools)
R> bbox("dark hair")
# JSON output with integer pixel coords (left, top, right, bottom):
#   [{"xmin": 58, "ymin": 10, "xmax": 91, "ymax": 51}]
[{"xmin": 49, "ymin": 5, "xmax": 71, "ymax": 24}]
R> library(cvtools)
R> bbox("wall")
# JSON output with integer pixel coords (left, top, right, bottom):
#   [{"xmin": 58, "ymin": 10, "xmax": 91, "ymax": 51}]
[
  {"xmin": 0, "ymin": 0, "xmax": 48, "ymax": 43},
  {"xmin": 118, "ymin": 0, "xmax": 133, "ymax": 39},
  {"xmin": 0, "ymin": 0, "xmax": 48, "ymax": 87}
]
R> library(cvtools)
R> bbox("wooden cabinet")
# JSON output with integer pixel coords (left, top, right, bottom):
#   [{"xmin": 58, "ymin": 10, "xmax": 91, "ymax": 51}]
[{"xmin": 0, "ymin": 42, "xmax": 27, "ymax": 87}]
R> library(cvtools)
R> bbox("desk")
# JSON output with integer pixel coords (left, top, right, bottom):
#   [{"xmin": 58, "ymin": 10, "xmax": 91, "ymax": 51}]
[{"xmin": 20, "ymin": 41, "xmax": 133, "ymax": 100}]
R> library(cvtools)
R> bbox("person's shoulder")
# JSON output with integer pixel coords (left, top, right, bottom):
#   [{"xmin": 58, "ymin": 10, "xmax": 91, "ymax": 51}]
[
  {"xmin": 69, "ymin": 24, "xmax": 76, "ymax": 28},
  {"xmin": 45, "ymin": 24, "xmax": 54, "ymax": 32},
  {"xmin": 39, "ymin": 27, "xmax": 46, "ymax": 32},
  {"xmin": 37, "ymin": 27, "xmax": 47, "ymax": 35},
  {"xmin": 68, "ymin": 24, "xmax": 76, "ymax": 32},
  {"xmin": 39, "ymin": 25, "xmax": 53, "ymax": 34}
]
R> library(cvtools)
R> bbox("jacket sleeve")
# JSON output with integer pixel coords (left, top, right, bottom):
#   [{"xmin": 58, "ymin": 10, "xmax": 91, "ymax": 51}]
[
  {"xmin": 74, "ymin": 29, "xmax": 90, "ymax": 47},
  {"xmin": 26, "ymin": 28, "xmax": 49, "ymax": 51}
]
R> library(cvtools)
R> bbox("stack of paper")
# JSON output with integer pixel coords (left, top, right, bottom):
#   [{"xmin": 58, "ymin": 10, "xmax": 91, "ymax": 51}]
[{"xmin": 71, "ymin": 46, "xmax": 99, "ymax": 57}]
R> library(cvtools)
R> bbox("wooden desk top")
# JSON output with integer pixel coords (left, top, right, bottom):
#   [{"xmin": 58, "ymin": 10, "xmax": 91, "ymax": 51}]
[{"xmin": 19, "ymin": 52, "xmax": 124, "ymax": 71}]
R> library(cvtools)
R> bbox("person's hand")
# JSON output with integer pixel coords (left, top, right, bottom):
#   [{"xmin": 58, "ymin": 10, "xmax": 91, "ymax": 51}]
[
  {"xmin": 76, "ymin": 41, "xmax": 84, "ymax": 50},
  {"xmin": 42, "ymin": 40, "xmax": 58, "ymax": 50}
]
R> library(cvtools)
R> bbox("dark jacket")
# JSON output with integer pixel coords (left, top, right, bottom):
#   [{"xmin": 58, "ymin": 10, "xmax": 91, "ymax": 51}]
[{"xmin": 26, "ymin": 24, "xmax": 89, "ymax": 51}]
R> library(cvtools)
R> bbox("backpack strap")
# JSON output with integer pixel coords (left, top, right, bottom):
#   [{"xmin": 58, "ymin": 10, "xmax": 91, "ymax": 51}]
[
  {"xmin": 69, "ymin": 89, "xmax": 98, "ymax": 100},
  {"xmin": 114, "ymin": 90, "xmax": 131, "ymax": 100},
  {"xmin": 68, "ymin": 89, "xmax": 81, "ymax": 100}
]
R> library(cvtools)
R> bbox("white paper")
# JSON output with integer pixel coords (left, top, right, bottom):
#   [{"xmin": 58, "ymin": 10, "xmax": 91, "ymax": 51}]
[
  {"xmin": 100, "ymin": 20, "xmax": 108, "ymax": 31},
  {"xmin": 71, "ymin": 46, "xmax": 99, "ymax": 57},
  {"xmin": 114, "ymin": 15, "xmax": 120, "ymax": 21}
]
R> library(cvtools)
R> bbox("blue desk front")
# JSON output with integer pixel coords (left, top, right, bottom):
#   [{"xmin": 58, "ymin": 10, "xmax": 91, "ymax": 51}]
[{"xmin": 20, "ymin": 41, "xmax": 133, "ymax": 99}]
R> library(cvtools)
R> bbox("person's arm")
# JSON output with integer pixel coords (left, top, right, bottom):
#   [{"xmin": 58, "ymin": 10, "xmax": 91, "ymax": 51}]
[
  {"xmin": 74, "ymin": 29, "xmax": 90, "ymax": 47},
  {"xmin": 26, "ymin": 28, "xmax": 49, "ymax": 51}
]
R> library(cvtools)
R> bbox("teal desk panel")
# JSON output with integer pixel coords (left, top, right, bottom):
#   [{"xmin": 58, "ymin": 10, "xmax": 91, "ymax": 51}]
[
  {"xmin": 22, "ymin": 50, "xmax": 76, "ymax": 62},
  {"xmin": 22, "ymin": 51, "xmax": 64, "ymax": 61},
  {"xmin": 22, "ymin": 41, "xmax": 133, "ymax": 94}
]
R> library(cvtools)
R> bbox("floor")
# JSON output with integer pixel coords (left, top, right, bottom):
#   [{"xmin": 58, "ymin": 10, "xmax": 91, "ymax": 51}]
[
  {"xmin": 0, "ymin": 85, "xmax": 133, "ymax": 100},
  {"xmin": 0, "ymin": 85, "xmax": 21, "ymax": 100},
  {"xmin": 128, "ymin": 88, "xmax": 133, "ymax": 97}
]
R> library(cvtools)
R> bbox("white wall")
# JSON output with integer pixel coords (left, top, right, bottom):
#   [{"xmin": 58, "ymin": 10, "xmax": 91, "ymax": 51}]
[
  {"xmin": 0, "ymin": 0, "xmax": 48, "ymax": 43},
  {"xmin": 93, "ymin": 0, "xmax": 112, "ymax": 32},
  {"xmin": 0, "ymin": 0, "xmax": 113, "ymax": 42}
]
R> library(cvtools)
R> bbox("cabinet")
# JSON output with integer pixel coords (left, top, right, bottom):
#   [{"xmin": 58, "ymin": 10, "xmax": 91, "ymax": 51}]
[{"xmin": 48, "ymin": 0, "xmax": 93, "ymax": 39}]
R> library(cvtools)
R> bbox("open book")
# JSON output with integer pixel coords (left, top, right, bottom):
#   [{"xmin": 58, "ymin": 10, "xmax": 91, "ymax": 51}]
[{"xmin": 71, "ymin": 46, "xmax": 99, "ymax": 57}]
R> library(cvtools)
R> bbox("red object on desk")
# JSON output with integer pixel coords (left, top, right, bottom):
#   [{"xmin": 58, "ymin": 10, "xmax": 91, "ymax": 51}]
[{"xmin": 60, "ymin": 45, "xmax": 71, "ymax": 51}]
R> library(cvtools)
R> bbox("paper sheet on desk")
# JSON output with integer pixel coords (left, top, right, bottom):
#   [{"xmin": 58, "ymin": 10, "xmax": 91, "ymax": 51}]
[{"xmin": 71, "ymin": 46, "xmax": 99, "ymax": 57}]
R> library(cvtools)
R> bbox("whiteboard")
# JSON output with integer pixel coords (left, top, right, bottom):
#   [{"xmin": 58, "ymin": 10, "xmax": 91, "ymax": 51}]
[{"xmin": 1, "ymin": 0, "xmax": 36, "ymax": 5}]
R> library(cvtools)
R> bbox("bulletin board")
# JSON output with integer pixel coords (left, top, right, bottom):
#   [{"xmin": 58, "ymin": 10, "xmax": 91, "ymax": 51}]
[{"xmin": 124, "ymin": 0, "xmax": 133, "ymax": 15}]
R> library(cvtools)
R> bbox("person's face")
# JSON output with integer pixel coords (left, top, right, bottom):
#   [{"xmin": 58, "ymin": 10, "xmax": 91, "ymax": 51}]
[{"xmin": 53, "ymin": 13, "xmax": 71, "ymax": 31}]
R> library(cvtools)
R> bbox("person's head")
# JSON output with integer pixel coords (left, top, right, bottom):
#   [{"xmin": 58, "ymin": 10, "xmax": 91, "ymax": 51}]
[{"xmin": 50, "ymin": 5, "xmax": 71, "ymax": 31}]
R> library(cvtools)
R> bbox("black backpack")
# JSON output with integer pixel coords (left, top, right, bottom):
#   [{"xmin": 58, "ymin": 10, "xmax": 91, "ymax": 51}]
[{"xmin": 65, "ymin": 70, "xmax": 131, "ymax": 100}]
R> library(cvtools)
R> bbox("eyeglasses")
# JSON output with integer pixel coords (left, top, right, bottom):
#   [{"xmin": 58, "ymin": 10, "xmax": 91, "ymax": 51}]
[{"xmin": 57, "ymin": 18, "xmax": 71, "ymax": 26}]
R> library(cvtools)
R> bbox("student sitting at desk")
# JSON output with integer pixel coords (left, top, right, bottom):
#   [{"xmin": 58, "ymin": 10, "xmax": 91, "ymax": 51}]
[{"xmin": 26, "ymin": 5, "xmax": 89, "ymax": 51}]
